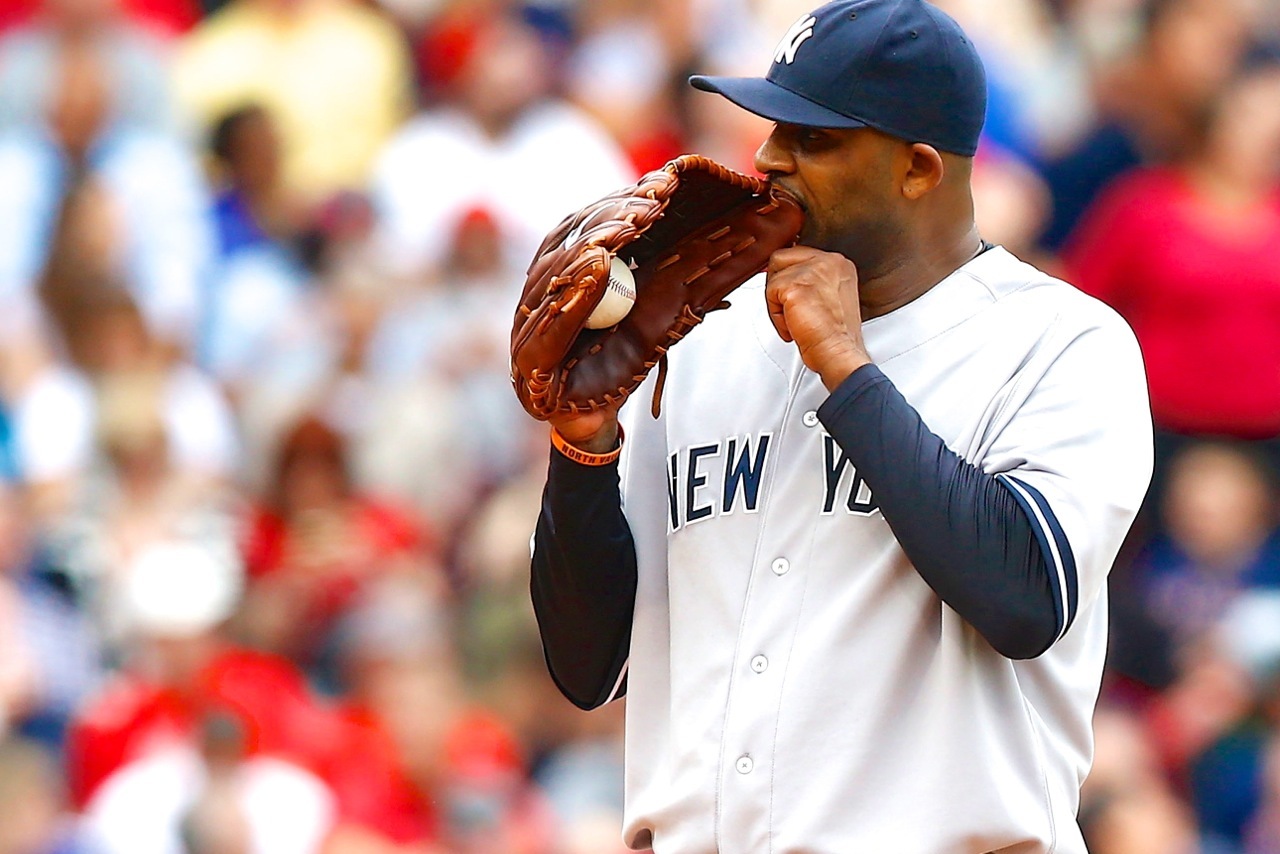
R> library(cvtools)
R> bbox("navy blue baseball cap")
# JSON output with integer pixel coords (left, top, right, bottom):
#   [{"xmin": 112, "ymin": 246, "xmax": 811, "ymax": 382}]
[{"xmin": 690, "ymin": 0, "xmax": 987, "ymax": 156}]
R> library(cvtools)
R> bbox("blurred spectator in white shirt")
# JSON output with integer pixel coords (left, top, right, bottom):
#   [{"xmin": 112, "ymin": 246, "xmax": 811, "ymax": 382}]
[
  {"xmin": 13, "ymin": 288, "xmax": 238, "ymax": 525},
  {"xmin": 370, "ymin": 10, "xmax": 634, "ymax": 279},
  {"xmin": 84, "ymin": 714, "xmax": 334, "ymax": 854},
  {"xmin": 42, "ymin": 355, "xmax": 239, "ymax": 644}
]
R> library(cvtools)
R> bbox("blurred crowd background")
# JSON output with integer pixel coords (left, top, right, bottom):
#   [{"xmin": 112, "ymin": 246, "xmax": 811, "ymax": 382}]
[{"xmin": 0, "ymin": 0, "xmax": 1279, "ymax": 850}]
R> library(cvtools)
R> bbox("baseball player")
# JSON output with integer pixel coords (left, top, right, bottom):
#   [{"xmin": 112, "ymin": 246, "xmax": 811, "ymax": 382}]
[{"xmin": 526, "ymin": 1, "xmax": 1153, "ymax": 851}]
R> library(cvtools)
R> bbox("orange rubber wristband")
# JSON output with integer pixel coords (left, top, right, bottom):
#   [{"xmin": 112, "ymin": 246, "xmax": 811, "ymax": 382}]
[{"xmin": 551, "ymin": 425, "xmax": 624, "ymax": 466}]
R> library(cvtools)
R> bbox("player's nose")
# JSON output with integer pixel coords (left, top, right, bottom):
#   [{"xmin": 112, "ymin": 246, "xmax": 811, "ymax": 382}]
[{"xmin": 754, "ymin": 127, "xmax": 796, "ymax": 179}]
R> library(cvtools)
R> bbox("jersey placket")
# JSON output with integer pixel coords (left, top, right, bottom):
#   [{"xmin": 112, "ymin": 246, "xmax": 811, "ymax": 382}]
[{"xmin": 714, "ymin": 372, "xmax": 826, "ymax": 852}]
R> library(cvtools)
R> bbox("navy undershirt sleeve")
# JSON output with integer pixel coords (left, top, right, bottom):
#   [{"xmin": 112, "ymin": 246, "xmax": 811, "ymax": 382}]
[
  {"xmin": 533, "ymin": 362, "xmax": 1061, "ymax": 701},
  {"xmin": 531, "ymin": 448, "xmax": 637, "ymax": 709},
  {"xmin": 817, "ymin": 364, "xmax": 1060, "ymax": 659}
]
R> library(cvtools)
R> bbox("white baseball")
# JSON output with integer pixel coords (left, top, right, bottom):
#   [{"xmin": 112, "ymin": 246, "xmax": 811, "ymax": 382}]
[{"xmin": 585, "ymin": 256, "xmax": 637, "ymax": 329}]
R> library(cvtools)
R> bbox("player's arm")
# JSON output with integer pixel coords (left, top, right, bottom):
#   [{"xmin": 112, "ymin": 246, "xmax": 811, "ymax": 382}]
[
  {"xmin": 531, "ymin": 415, "xmax": 638, "ymax": 709},
  {"xmin": 767, "ymin": 247, "xmax": 1059, "ymax": 659},
  {"xmin": 817, "ymin": 366, "xmax": 1060, "ymax": 658}
]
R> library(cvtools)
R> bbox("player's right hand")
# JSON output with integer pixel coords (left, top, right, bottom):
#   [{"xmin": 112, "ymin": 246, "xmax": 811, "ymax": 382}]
[
  {"xmin": 548, "ymin": 409, "xmax": 621, "ymax": 455},
  {"xmin": 764, "ymin": 246, "xmax": 872, "ymax": 391}
]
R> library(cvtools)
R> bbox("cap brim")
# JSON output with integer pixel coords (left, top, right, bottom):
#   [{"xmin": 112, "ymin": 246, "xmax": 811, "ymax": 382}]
[{"xmin": 689, "ymin": 75, "xmax": 869, "ymax": 129}]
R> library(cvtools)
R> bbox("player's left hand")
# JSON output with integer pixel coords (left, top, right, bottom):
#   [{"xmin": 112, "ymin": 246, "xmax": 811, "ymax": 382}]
[{"xmin": 764, "ymin": 246, "xmax": 872, "ymax": 391}]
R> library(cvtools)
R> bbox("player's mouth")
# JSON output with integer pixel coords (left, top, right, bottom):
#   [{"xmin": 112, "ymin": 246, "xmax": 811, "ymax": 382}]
[{"xmin": 767, "ymin": 181, "xmax": 806, "ymax": 214}]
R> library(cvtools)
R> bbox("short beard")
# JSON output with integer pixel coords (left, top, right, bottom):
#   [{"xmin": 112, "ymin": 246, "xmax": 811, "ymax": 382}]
[{"xmin": 799, "ymin": 213, "xmax": 907, "ymax": 281}]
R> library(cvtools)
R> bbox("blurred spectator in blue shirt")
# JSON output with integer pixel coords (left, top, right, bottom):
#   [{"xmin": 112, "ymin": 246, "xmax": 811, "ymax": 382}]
[
  {"xmin": 0, "ymin": 480, "xmax": 103, "ymax": 747},
  {"xmin": 200, "ymin": 103, "xmax": 311, "ymax": 386},
  {"xmin": 0, "ymin": 34, "xmax": 213, "ymax": 349},
  {"xmin": 0, "ymin": 402, "xmax": 17, "ymax": 483},
  {"xmin": 1134, "ymin": 442, "xmax": 1280, "ymax": 650}
]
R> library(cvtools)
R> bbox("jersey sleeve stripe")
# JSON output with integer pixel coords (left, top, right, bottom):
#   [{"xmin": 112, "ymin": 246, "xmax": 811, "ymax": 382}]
[
  {"xmin": 1009, "ymin": 476, "xmax": 1079, "ymax": 630},
  {"xmin": 997, "ymin": 474, "xmax": 1075, "ymax": 640},
  {"xmin": 603, "ymin": 659, "xmax": 630, "ymax": 704}
]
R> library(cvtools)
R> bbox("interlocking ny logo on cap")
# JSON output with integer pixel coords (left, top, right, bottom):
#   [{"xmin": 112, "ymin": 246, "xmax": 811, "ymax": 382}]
[{"xmin": 773, "ymin": 14, "xmax": 816, "ymax": 64}]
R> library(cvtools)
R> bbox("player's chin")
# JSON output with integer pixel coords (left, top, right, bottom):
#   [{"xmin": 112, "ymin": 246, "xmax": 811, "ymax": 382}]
[{"xmin": 795, "ymin": 224, "xmax": 836, "ymax": 252}]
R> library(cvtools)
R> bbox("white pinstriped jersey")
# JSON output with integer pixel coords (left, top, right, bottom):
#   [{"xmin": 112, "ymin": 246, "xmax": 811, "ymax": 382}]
[{"xmin": 612, "ymin": 247, "xmax": 1152, "ymax": 853}]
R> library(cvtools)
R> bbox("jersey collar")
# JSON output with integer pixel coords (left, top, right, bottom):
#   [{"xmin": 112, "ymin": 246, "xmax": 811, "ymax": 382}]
[{"xmin": 860, "ymin": 245, "xmax": 1017, "ymax": 366}]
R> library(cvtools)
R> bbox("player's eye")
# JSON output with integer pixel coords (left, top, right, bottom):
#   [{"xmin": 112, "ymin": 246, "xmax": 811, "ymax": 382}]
[
  {"xmin": 795, "ymin": 128, "xmax": 832, "ymax": 150},
  {"xmin": 772, "ymin": 123, "xmax": 834, "ymax": 156}
]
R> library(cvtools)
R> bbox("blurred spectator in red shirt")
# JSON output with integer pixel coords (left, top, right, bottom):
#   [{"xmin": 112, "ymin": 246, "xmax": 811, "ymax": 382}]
[
  {"xmin": 322, "ymin": 573, "xmax": 556, "ymax": 853},
  {"xmin": 0, "ymin": 0, "xmax": 199, "ymax": 37},
  {"xmin": 1065, "ymin": 51, "xmax": 1280, "ymax": 446},
  {"xmin": 64, "ymin": 538, "xmax": 252, "ymax": 806},
  {"xmin": 1039, "ymin": 0, "xmax": 1252, "ymax": 250},
  {"xmin": 239, "ymin": 415, "xmax": 435, "ymax": 670},
  {"xmin": 63, "ymin": 537, "xmax": 417, "ymax": 852}
]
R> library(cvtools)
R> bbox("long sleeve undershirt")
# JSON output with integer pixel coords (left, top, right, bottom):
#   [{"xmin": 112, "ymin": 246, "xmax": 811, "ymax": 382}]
[{"xmin": 531, "ymin": 364, "xmax": 1061, "ymax": 709}]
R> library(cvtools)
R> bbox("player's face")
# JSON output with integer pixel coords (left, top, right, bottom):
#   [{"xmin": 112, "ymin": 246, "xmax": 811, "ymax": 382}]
[{"xmin": 754, "ymin": 123, "xmax": 909, "ymax": 275}]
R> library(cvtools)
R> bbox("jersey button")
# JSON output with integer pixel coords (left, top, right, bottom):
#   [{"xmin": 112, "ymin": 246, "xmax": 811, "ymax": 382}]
[
  {"xmin": 771, "ymin": 557, "xmax": 790, "ymax": 576},
  {"xmin": 750, "ymin": 655, "xmax": 768, "ymax": 673},
  {"xmin": 802, "ymin": 410, "xmax": 819, "ymax": 427},
  {"xmin": 736, "ymin": 755, "xmax": 754, "ymax": 775}
]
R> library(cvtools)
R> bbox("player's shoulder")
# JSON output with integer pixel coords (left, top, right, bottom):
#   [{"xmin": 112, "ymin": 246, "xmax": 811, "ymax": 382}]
[{"xmin": 966, "ymin": 246, "xmax": 1138, "ymax": 346}]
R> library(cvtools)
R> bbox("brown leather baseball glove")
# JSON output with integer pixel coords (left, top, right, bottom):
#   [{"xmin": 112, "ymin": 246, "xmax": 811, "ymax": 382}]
[{"xmin": 511, "ymin": 155, "xmax": 804, "ymax": 421}]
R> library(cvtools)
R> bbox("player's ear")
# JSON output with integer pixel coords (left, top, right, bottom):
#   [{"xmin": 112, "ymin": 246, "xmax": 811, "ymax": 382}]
[{"xmin": 901, "ymin": 143, "xmax": 945, "ymax": 200}]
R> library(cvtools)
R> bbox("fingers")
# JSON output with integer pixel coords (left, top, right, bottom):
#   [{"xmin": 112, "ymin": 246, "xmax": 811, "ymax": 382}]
[
  {"xmin": 764, "ymin": 249, "xmax": 838, "ymax": 344},
  {"xmin": 763, "ymin": 246, "xmax": 864, "ymax": 359},
  {"xmin": 766, "ymin": 245, "xmax": 827, "ymax": 275},
  {"xmin": 765, "ymin": 280, "xmax": 793, "ymax": 342},
  {"xmin": 766, "ymin": 249, "xmax": 828, "ymax": 343}
]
